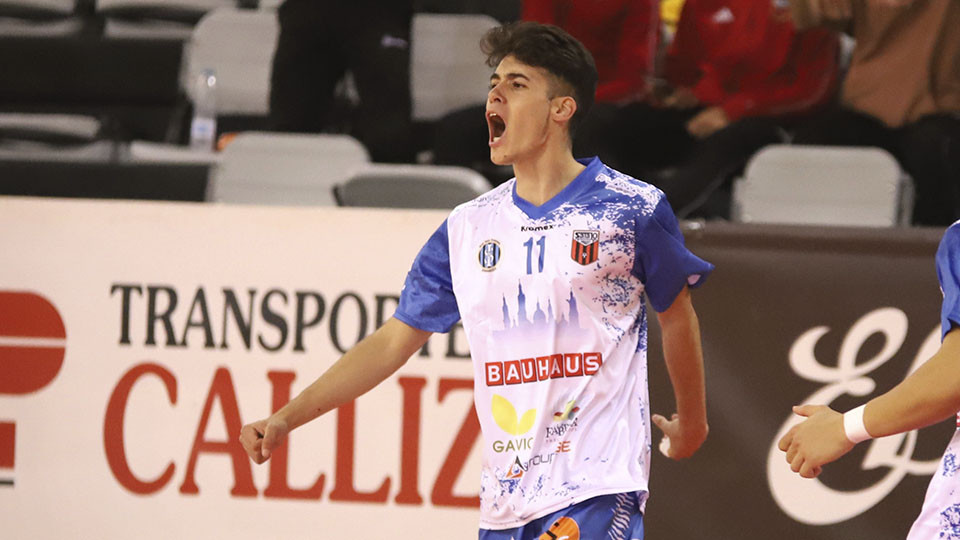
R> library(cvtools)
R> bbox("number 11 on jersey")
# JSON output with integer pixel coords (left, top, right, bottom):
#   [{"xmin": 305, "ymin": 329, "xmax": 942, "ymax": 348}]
[{"xmin": 524, "ymin": 235, "xmax": 546, "ymax": 274}]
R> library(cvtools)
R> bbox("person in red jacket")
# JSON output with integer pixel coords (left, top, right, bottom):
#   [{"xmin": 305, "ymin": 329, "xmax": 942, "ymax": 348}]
[
  {"xmin": 432, "ymin": 0, "xmax": 660, "ymax": 183},
  {"xmin": 522, "ymin": 0, "xmax": 657, "ymax": 104},
  {"xmin": 617, "ymin": 0, "xmax": 839, "ymax": 218}
]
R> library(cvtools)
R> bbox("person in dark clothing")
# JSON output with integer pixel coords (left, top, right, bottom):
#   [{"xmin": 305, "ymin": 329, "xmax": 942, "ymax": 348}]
[{"xmin": 269, "ymin": 0, "xmax": 416, "ymax": 163}]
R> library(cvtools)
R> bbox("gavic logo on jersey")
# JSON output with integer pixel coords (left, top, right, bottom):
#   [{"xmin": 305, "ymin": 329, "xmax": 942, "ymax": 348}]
[
  {"xmin": 485, "ymin": 352, "xmax": 603, "ymax": 386},
  {"xmin": 571, "ymin": 230, "xmax": 599, "ymax": 265},
  {"xmin": 478, "ymin": 239, "xmax": 501, "ymax": 271},
  {"xmin": 491, "ymin": 394, "xmax": 537, "ymax": 435}
]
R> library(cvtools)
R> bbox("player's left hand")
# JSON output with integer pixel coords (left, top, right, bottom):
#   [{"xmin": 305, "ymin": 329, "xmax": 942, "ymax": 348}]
[
  {"xmin": 652, "ymin": 412, "xmax": 708, "ymax": 460},
  {"xmin": 777, "ymin": 404, "xmax": 854, "ymax": 478},
  {"xmin": 685, "ymin": 106, "xmax": 730, "ymax": 138}
]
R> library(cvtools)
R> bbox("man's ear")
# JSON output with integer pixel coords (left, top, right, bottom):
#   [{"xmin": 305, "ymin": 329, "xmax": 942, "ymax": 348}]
[{"xmin": 551, "ymin": 96, "xmax": 578, "ymax": 124}]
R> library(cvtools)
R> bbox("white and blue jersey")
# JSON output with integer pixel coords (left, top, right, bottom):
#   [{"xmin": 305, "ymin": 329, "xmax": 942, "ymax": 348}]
[
  {"xmin": 394, "ymin": 157, "xmax": 713, "ymax": 530},
  {"xmin": 907, "ymin": 221, "xmax": 960, "ymax": 540}
]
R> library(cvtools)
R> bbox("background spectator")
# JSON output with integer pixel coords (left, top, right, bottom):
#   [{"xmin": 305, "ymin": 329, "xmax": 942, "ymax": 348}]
[
  {"xmin": 618, "ymin": 0, "xmax": 839, "ymax": 218},
  {"xmin": 269, "ymin": 0, "xmax": 417, "ymax": 163},
  {"xmin": 787, "ymin": 0, "xmax": 960, "ymax": 226}
]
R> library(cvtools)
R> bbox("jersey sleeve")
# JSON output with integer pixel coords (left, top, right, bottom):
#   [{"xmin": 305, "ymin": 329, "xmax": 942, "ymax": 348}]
[
  {"xmin": 394, "ymin": 219, "xmax": 461, "ymax": 333},
  {"xmin": 936, "ymin": 222, "xmax": 960, "ymax": 340},
  {"xmin": 631, "ymin": 197, "xmax": 714, "ymax": 312}
]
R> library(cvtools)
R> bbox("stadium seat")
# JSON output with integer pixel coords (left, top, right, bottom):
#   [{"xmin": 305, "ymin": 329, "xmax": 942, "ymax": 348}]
[
  {"xmin": 126, "ymin": 140, "xmax": 221, "ymax": 164},
  {"xmin": 410, "ymin": 13, "xmax": 499, "ymax": 122},
  {"xmin": 181, "ymin": 7, "xmax": 278, "ymax": 116},
  {"xmin": 96, "ymin": 0, "xmax": 234, "ymax": 38},
  {"xmin": 334, "ymin": 163, "xmax": 489, "ymax": 209},
  {"xmin": 731, "ymin": 145, "xmax": 914, "ymax": 227},
  {"xmin": 0, "ymin": 113, "xmax": 116, "ymax": 161},
  {"xmin": 0, "ymin": 0, "xmax": 74, "ymax": 18},
  {"xmin": 208, "ymin": 132, "xmax": 370, "ymax": 205},
  {"xmin": 0, "ymin": 0, "xmax": 82, "ymax": 35},
  {"xmin": 0, "ymin": 113, "xmax": 100, "ymax": 143}
]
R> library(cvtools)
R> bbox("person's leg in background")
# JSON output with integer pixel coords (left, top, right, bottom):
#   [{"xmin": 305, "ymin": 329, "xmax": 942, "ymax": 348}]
[
  {"xmin": 346, "ymin": 1, "xmax": 417, "ymax": 163},
  {"xmin": 654, "ymin": 116, "xmax": 787, "ymax": 219},
  {"xmin": 269, "ymin": 0, "xmax": 345, "ymax": 133},
  {"xmin": 433, "ymin": 104, "xmax": 489, "ymax": 169},
  {"xmin": 615, "ymin": 102, "xmax": 702, "ymax": 182},
  {"xmin": 571, "ymin": 102, "xmax": 626, "ymax": 169},
  {"xmin": 791, "ymin": 106, "xmax": 894, "ymax": 149},
  {"xmin": 895, "ymin": 114, "xmax": 960, "ymax": 226}
]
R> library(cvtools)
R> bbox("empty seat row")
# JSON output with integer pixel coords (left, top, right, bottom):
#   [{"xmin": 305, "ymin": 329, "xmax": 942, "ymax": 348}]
[{"xmin": 207, "ymin": 132, "xmax": 489, "ymax": 209}]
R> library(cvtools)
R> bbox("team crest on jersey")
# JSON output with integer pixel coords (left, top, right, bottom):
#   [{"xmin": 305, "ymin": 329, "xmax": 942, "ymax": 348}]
[
  {"xmin": 570, "ymin": 230, "xmax": 600, "ymax": 265},
  {"xmin": 478, "ymin": 239, "xmax": 501, "ymax": 271}
]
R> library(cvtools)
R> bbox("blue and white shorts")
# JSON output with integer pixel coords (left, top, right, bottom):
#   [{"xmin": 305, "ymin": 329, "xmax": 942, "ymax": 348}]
[{"xmin": 479, "ymin": 491, "xmax": 645, "ymax": 540}]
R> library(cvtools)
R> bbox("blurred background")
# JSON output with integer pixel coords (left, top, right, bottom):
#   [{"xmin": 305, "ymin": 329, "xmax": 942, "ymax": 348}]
[{"xmin": 0, "ymin": 0, "xmax": 955, "ymax": 226}]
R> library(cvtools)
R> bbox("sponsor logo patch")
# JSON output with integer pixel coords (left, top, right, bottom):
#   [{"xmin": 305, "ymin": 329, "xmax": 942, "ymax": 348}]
[{"xmin": 570, "ymin": 230, "xmax": 599, "ymax": 265}]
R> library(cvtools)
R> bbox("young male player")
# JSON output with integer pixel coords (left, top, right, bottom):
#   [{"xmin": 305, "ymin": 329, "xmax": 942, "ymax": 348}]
[
  {"xmin": 240, "ymin": 22, "xmax": 713, "ymax": 539},
  {"xmin": 779, "ymin": 222, "xmax": 960, "ymax": 539}
]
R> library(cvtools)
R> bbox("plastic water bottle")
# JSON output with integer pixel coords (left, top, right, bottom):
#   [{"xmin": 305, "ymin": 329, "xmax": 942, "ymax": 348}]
[{"xmin": 189, "ymin": 68, "xmax": 217, "ymax": 151}]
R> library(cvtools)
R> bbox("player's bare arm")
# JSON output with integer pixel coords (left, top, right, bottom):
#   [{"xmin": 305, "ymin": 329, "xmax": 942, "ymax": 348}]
[
  {"xmin": 239, "ymin": 317, "xmax": 432, "ymax": 464},
  {"xmin": 653, "ymin": 286, "xmax": 709, "ymax": 459},
  {"xmin": 779, "ymin": 328, "xmax": 960, "ymax": 478}
]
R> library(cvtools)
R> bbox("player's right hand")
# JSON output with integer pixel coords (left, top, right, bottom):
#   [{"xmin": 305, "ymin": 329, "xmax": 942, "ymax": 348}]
[
  {"xmin": 652, "ymin": 412, "xmax": 708, "ymax": 460},
  {"xmin": 239, "ymin": 416, "xmax": 289, "ymax": 464},
  {"xmin": 777, "ymin": 404, "xmax": 853, "ymax": 478}
]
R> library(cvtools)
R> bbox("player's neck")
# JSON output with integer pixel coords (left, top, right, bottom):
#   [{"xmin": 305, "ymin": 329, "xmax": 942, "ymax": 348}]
[{"xmin": 512, "ymin": 142, "xmax": 585, "ymax": 207}]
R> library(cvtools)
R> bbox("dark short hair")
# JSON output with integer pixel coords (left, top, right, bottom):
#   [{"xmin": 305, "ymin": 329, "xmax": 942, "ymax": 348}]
[{"xmin": 481, "ymin": 21, "xmax": 598, "ymax": 136}]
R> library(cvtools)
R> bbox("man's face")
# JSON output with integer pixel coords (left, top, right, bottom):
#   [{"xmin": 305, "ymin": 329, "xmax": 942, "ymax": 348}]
[{"xmin": 485, "ymin": 55, "xmax": 559, "ymax": 166}]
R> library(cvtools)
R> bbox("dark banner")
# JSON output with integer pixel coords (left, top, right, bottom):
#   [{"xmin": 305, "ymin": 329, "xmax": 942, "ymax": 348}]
[{"xmin": 645, "ymin": 223, "xmax": 950, "ymax": 539}]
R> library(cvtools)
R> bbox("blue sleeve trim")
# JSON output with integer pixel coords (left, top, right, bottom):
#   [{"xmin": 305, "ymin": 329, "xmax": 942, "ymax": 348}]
[
  {"xmin": 632, "ymin": 198, "xmax": 714, "ymax": 313},
  {"xmin": 395, "ymin": 220, "xmax": 461, "ymax": 333},
  {"xmin": 937, "ymin": 223, "xmax": 960, "ymax": 340}
]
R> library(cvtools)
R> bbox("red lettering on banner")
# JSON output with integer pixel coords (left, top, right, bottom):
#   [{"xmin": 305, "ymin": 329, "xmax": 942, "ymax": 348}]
[
  {"xmin": 583, "ymin": 352, "xmax": 603, "ymax": 375},
  {"xmin": 504, "ymin": 360, "xmax": 522, "ymax": 385},
  {"xmin": 329, "ymin": 400, "xmax": 390, "ymax": 503},
  {"xmin": 432, "ymin": 378, "xmax": 480, "ymax": 508},
  {"xmin": 104, "ymin": 363, "xmax": 177, "ymax": 495},
  {"xmin": 485, "ymin": 362, "xmax": 503, "ymax": 386},
  {"xmin": 180, "ymin": 367, "xmax": 256, "ymax": 496},
  {"xmin": 0, "ymin": 422, "xmax": 13, "ymax": 468},
  {"xmin": 520, "ymin": 358, "xmax": 537, "ymax": 383},
  {"xmin": 535, "ymin": 356, "xmax": 551, "ymax": 380},
  {"xmin": 563, "ymin": 354, "xmax": 583, "ymax": 377},
  {"xmin": 103, "ymin": 364, "xmax": 485, "ymax": 507},
  {"xmin": 0, "ymin": 291, "xmax": 66, "ymax": 395},
  {"xmin": 396, "ymin": 376, "xmax": 426, "ymax": 505},
  {"xmin": 263, "ymin": 371, "xmax": 325, "ymax": 500}
]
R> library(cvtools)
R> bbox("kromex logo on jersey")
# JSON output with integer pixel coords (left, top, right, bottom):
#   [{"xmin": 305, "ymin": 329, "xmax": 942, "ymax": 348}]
[
  {"xmin": 478, "ymin": 239, "xmax": 501, "ymax": 271},
  {"xmin": 571, "ymin": 230, "xmax": 599, "ymax": 265}
]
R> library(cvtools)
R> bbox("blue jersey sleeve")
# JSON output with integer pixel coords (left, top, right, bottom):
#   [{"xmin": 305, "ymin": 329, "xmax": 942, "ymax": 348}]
[
  {"xmin": 631, "ymin": 198, "xmax": 714, "ymax": 312},
  {"xmin": 394, "ymin": 220, "xmax": 461, "ymax": 333},
  {"xmin": 936, "ymin": 222, "xmax": 960, "ymax": 340}
]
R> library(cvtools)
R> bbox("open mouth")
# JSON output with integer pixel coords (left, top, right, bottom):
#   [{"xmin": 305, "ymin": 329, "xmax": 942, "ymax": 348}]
[{"xmin": 487, "ymin": 112, "xmax": 506, "ymax": 144}]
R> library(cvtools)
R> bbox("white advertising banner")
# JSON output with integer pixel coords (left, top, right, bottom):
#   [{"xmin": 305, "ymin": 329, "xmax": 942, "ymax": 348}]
[{"xmin": 0, "ymin": 197, "xmax": 482, "ymax": 539}]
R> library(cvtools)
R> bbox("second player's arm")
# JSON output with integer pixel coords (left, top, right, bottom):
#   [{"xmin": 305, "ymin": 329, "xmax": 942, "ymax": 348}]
[
  {"xmin": 239, "ymin": 317, "xmax": 431, "ymax": 463},
  {"xmin": 780, "ymin": 329, "xmax": 960, "ymax": 477},
  {"xmin": 863, "ymin": 328, "xmax": 960, "ymax": 436},
  {"xmin": 654, "ymin": 286, "xmax": 709, "ymax": 459}
]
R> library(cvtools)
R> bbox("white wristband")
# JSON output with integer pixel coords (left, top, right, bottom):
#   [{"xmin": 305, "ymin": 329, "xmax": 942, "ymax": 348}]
[{"xmin": 843, "ymin": 404, "xmax": 873, "ymax": 444}]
